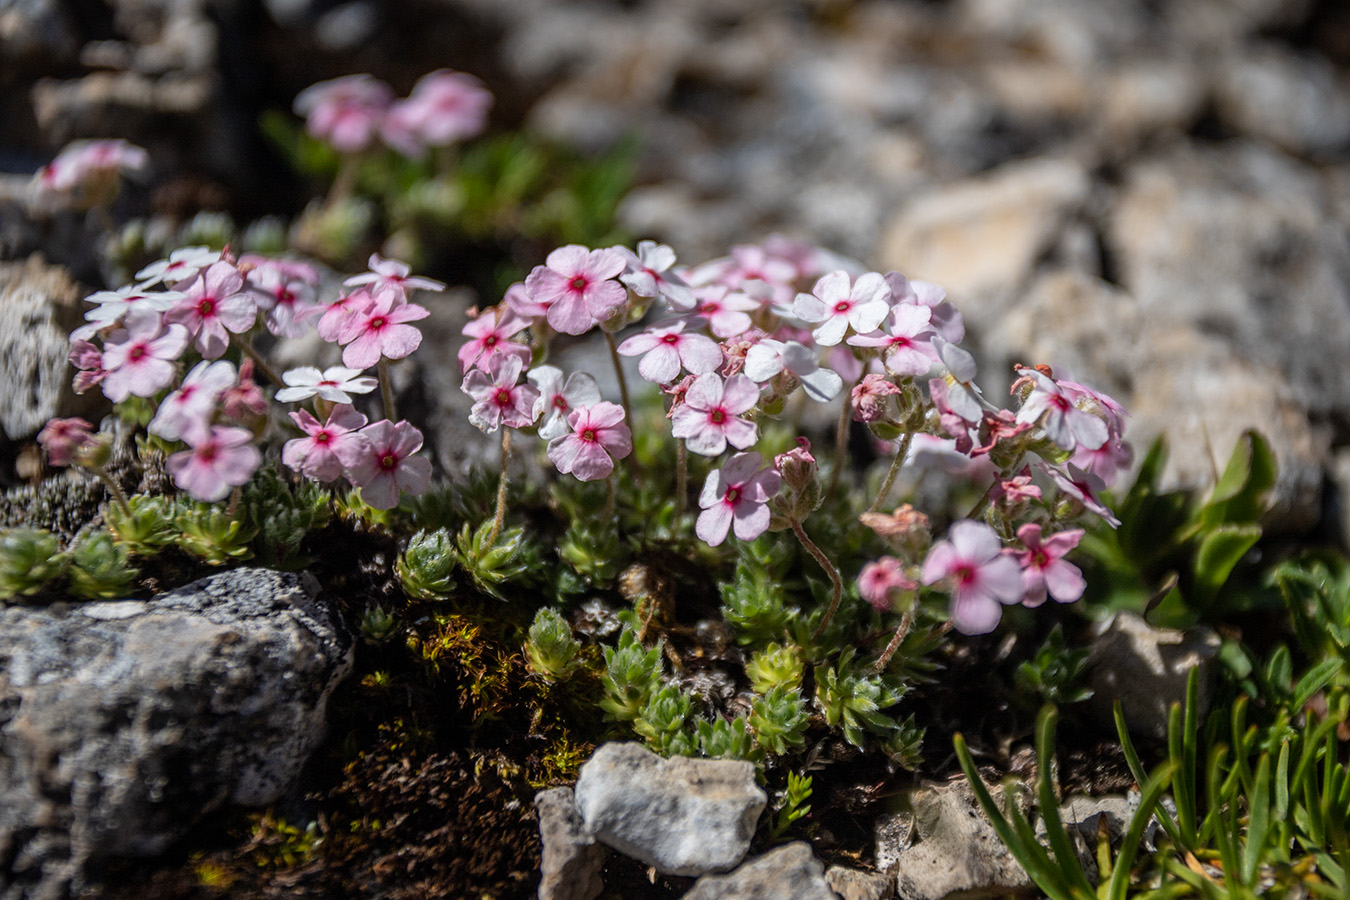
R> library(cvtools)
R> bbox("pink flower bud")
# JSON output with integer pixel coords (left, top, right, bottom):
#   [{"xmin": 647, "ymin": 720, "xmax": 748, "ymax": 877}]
[{"xmin": 775, "ymin": 437, "xmax": 817, "ymax": 494}]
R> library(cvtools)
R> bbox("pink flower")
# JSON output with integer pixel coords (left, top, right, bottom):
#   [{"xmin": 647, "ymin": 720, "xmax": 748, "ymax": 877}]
[
  {"xmin": 458, "ymin": 306, "xmax": 532, "ymax": 373},
  {"xmin": 166, "ymin": 426, "xmax": 262, "ymax": 502},
  {"xmin": 293, "ymin": 74, "xmax": 393, "ymax": 154},
  {"xmin": 858, "ymin": 557, "xmax": 917, "ymax": 612},
  {"xmin": 921, "ymin": 520, "xmax": 1025, "ymax": 635},
  {"xmin": 100, "ymin": 309, "xmax": 190, "ymax": 402},
  {"xmin": 685, "ymin": 285, "xmax": 759, "ymax": 339},
  {"xmin": 696, "ymin": 451, "xmax": 782, "ymax": 546},
  {"xmin": 1014, "ymin": 523, "xmax": 1086, "ymax": 607},
  {"xmin": 218, "ymin": 358, "xmax": 268, "ymax": 423},
  {"xmin": 1042, "ymin": 462, "xmax": 1121, "ymax": 527},
  {"xmin": 275, "ymin": 365, "xmax": 379, "ymax": 404},
  {"xmin": 527, "ymin": 365, "xmax": 601, "ymax": 441},
  {"xmin": 792, "ymin": 270, "xmax": 891, "ymax": 347},
  {"xmin": 1071, "ymin": 435, "xmax": 1133, "ymax": 489},
  {"xmin": 283, "ymin": 404, "xmax": 369, "ymax": 483},
  {"xmin": 244, "ymin": 256, "xmax": 320, "ymax": 338},
  {"xmin": 742, "ymin": 339, "xmax": 842, "ymax": 403},
  {"xmin": 339, "ymin": 419, "xmax": 432, "ymax": 509},
  {"xmin": 617, "ymin": 319, "xmax": 723, "ymax": 384},
  {"xmin": 306, "ymin": 288, "xmax": 375, "ymax": 343},
  {"xmin": 928, "ymin": 337, "xmax": 986, "ymax": 424},
  {"xmin": 382, "ymin": 69, "xmax": 492, "ymax": 155},
  {"xmin": 670, "ymin": 372, "xmax": 760, "ymax": 457},
  {"xmin": 462, "ymin": 355, "xmax": 539, "ymax": 433},
  {"xmin": 1014, "ymin": 367, "xmax": 1108, "ymax": 452},
  {"xmin": 136, "ymin": 246, "xmax": 221, "ymax": 289},
  {"xmin": 37, "ymin": 418, "xmax": 95, "ymax": 467},
  {"xmin": 526, "ymin": 245, "xmax": 627, "ymax": 335},
  {"xmin": 166, "ymin": 260, "xmax": 258, "ymax": 359},
  {"xmin": 74, "ymin": 284, "xmax": 182, "ymax": 340},
  {"xmin": 33, "ymin": 139, "xmax": 147, "ymax": 207},
  {"xmin": 885, "ymin": 271, "xmax": 963, "ymax": 342},
  {"xmin": 337, "ymin": 290, "xmax": 430, "ymax": 370},
  {"xmin": 990, "ymin": 466, "xmax": 1043, "ymax": 506},
  {"xmin": 503, "ymin": 281, "xmax": 546, "ymax": 320},
  {"xmin": 547, "ymin": 402, "xmax": 632, "ymax": 482},
  {"xmin": 343, "ymin": 254, "xmax": 445, "ymax": 300},
  {"xmin": 616, "ymin": 240, "xmax": 694, "ymax": 308},
  {"xmin": 148, "ymin": 359, "xmax": 236, "ymax": 443},
  {"xmin": 851, "ymin": 373, "xmax": 901, "ymax": 423},
  {"xmin": 69, "ymin": 339, "xmax": 106, "ymax": 393},
  {"xmin": 847, "ymin": 303, "xmax": 938, "ymax": 376}
]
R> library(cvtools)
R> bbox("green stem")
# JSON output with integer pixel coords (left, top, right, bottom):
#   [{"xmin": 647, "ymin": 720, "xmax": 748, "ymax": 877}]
[
  {"xmin": 603, "ymin": 330, "xmax": 637, "ymax": 475},
  {"xmin": 90, "ymin": 464, "xmax": 132, "ymax": 519},
  {"xmin": 868, "ymin": 431, "xmax": 914, "ymax": 513},
  {"xmin": 325, "ymin": 154, "xmax": 360, "ymax": 209},
  {"xmin": 603, "ymin": 472, "xmax": 616, "ymax": 521},
  {"xmin": 963, "ymin": 452, "xmax": 1024, "ymax": 523},
  {"xmin": 826, "ymin": 389, "xmax": 853, "ymax": 496},
  {"xmin": 232, "ymin": 334, "xmax": 284, "ymax": 390},
  {"xmin": 378, "ymin": 358, "xmax": 397, "ymax": 422},
  {"xmin": 798, "ymin": 519, "xmax": 846, "ymax": 642},
  {"xmin": 490, "ymin": 429, "xmax": 512, "ymax": 545},
  {"xmin": 675, "ymin": 438, "xmax": 688, "ymax": 521}
]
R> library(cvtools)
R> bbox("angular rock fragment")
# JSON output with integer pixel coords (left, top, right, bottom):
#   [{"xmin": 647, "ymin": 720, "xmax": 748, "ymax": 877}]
[
  {"xmin": 680, "ymin": 842, "xmax": 835, "ymax": 900},
  {"xmin": 535, "ymin": 786, "xmax": 605, "ymax": 900}
]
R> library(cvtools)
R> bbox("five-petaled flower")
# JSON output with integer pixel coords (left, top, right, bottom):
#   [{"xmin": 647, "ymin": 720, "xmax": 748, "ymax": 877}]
[
  {"xmin": 670, "ymin": 372, "xmax": 760, "ymax": 456},
  {"xmin": 547, "ymin": 402, "xmax": 632, "ymax": 482},
  {"xmin": 339, "ymin": 419, "xmax": 432, "ymax": 509},
  {"xmin": 1013, "ymin": 523, "xmax": 1086, "ymax": 607},
  {"xmin": 337, "ymin": 289, "xmax": 430, "ymax": 370},
  {"xmin": 526, "ymin": 244, "xmax": 627, "ymax": 335},
  {"xmin": 275, "ymin": 365, "xmax": 379, "ymax": 405},
  {"xmin": 283, "ymin": 404, "xmax": 369, "ymax": 483},
  {"xmin": 100, "ymin": 308, "xmax": 190, "ymax": 402},
  {"xmin": 166, "ymin": 425, "xmax": 262, "ymax": 503},
  {"xmin": 462, "ymin": 355, "xmax": 539, "ymax": 434},
  {"xmin": 1013, "ymin": 367, "xmax": 1108, "ymax": 452},
  {"xmin": 792, "ymin": 270, "xmax": 891, "ymax": 347},
  {"xmin": 148, "ymin": 360, "xmax": 236, "ymax": 443},
  {"xmin": 166, "ymin": 260, "xmax": 257, "ymax": 359},
  {"xmin": 527, "ymin": 365, "xmax": 601, "ymax": 441},
  {"xmin": 858, "ymin": 557, "xmax": 917, "ymax": 612},
  {"xmin": 696, "ymin": 451, "xmax": 782, "ymax": 546},
  {"xmin": 458, "ymin": 306, "xmax": 532, "ymax": 374},
  {"xmin": 617, "ymin": 319, "xmax": 723, "ymax": 385},
  {"xmin": 921, "ymin": 520, "xmax": 1025, "ymax": 635}
]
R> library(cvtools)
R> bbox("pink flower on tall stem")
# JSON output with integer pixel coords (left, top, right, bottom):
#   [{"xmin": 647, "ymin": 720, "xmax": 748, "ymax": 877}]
[
  {"xmin": 307, "ymin": 288, "xmax": 375, "ymax": 343},
  {"xmin": 382, "ymin": 69, "xmax": 492, "ymax": 155},
  {"xmin": 337, "ymin": 289, "xmax": 430, "ymax": 370},
  {"xmin": 165, "ymin": 260, "xmax": 257, "ymax": 359},
  {"xmin": 696, "ymin": 451, "xmax": 782, "ymax": 546},
  {"xmin": 339, "ymin": 419, "xmax": 432, "ymax": 509},
  {"xmin": 100, "ymin": 308, "xmax": 190, "ymax": 402},
  {"xmin": 526, "ymin": 245, "xmax": 627, "ymax": 335},
  {"xmin": 858, "ymin": 557, "xmax": 917, "ymax": 612},
  {"xmin": 546, "ymin": 402, "xmax": 632, "ymax": 482},
  {"xmin": 458, "ymin": 306, "xmax": 532, "ymax": 373},
  {"xmin": 670, "ymin": 372, "xmax": 760, "ymax": 457},
  {"xmin": 37, "ymin": 418, "xmax": 95, "ymax": 467},
  {"xmin": 617, "ymin": 319, "xmax": 723, "ymax": 384},
  {"xmin": 166, "ymin": 426, "xmax": 262, "ymax": 502},
  {"xmin": 921, "ymin": 520, "xmax": 1024, "ymax": 634},
  {"xmin": 293, "ymin": 74, "xmax": 394, "ymax": 154},
  {"xmin": 462, "ymin": 355, "xmax": 539, "ymax": 433},
  {"xmin": 847, "ymin": 303, "xmax": 938, "ymax": 376},
  {"xmin": 148, "ymin": 360, "xmax": 236, "ymax": 443},
  {"xmin": 1013, "ymin": 523, "xmax": 1086, "ymax": 607},
  {"xmin": 282, "ymin": 404, "xmax": 369, "ymax": 483}
]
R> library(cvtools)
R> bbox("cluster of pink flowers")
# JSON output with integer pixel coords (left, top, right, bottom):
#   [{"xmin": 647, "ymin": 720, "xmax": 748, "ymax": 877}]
[
  {"xmin": 457, "ymin": 235, "xmax": 1131, "ymax": 634},
  {"xmin": 293, "ymin": 70, "xmax": 492, "ymax": 158},
  {"xmin": 46, "ymin": 247, "xmax": 440, "ymax": 509}
]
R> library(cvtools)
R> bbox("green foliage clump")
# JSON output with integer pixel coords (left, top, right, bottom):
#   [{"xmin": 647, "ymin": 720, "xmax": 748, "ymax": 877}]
[
  {"xmin": 772, "ymin": 770, "xmax": 813, "ymax": 839},
  {"xmin": 241, "ymin": 468, "xmax": 332, "ymax": 569},
  {"xmin": 397, "ymin": 530, "xmax": 457, "ymax": 601},
  {"xmin": 697, "ymin": 715, "xmax": 760, "ymax": 762},
  {"xmin": 176, "ymin": 503, "xmax": 257, "ymax": 565},
  {"xmin": 633, "ymin": 684, "xmax": 698, "ymax": 756},
  {"xmin": 745, "ymin": 643, "xmax": 805, "ymax": 694},
  {"xmin": 68, "ymin": 532, "xmax": 139, "ymax": 600},
  {"xmin": 0, "ymin": 528, "xmax": 67, "ymax": 598},
  {"xmin": 748, "ymin": 686, "xmax": 810, "ymax": 756},
  {"xmin": 525, "ymin": 607, "xmax": 583, "ymax": 681},
  {"xmin": 105, "ymin": 494, "xmax": 178, "ymax": 556},
  {"xmin": 454, "ymin": 521, "xmax": 531, "ymax": 600},
  {"xmin": 814, "ymin": 649, "xmax": 908, "ymax": 750},
  {"xmin": 1013, "ymin": 624, "xmax": 1093, "ymax": 710},
  {"xmin": 599, "ymin": 626, "xmax": 665, "ymax": 723}
]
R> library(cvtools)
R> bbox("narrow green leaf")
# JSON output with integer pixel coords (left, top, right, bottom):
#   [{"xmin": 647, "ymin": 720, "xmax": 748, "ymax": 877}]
[
  {"xmin": 1114, "ymin": 700, "xmax": 1182, "ymax": 845},
  {"xmin": 1035, "ymin": 707, "xmax": 1096, "ymax": 897},
  {"xmin": 1291, "ymin": 658, "xmax": 1342, "ymax": 713},
  {"xmin": 1192, "ymin": 523, "xmax": 1262, "ymax": 605},
  {"xmin": 1240, "ymin": 752, "xmax": 1271, "ymax": 885},
  {"xmin": 1106, "ymin": 760, "xmax": 1176, "ymax": 900}
]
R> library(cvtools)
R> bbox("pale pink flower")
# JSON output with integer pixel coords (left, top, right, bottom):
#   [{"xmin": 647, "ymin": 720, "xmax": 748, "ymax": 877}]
[
  {"xmin": 696, "ymin": 451, "xmax": 781, "ymax": 546},
  {"xmin": 792, "ymin": 270, "xmax": 891, "ymax": 347},
  {"xmin": 547, "ymin": 402, "xmax": 632, "ymax": 482},
  {"xmin": 922, "ymin": 520, "xmax": 1024, "ymax": 635},
  {"xmin": 166, "ymin": 425, "xmax": 262, "ymax": 502},
  {"xmin": 885, "ymin": 271, "xmax": 963, "ymax": 342},
  {"xmin": 851, "ymin": 373, "xmax": 901, "ymax": 423},
  {"xmin": 503, "ymin": 281, "xmax": 546, "ymax": 320},
  {"xmin": 305, "ymin": 288, "xmax": 375, "ymax": 343},
  {"xmin": 615, "ymin": 240, "xmax": 694, "ymax": 308},
  {"xmin": 990, "ymin": 467, "xmax": 1043, "ymax": 506},
  {"xmin": 458, "ymin": 306, "xmax": 532, "ymax": 373},
  {"xmin": 1071, "ymin": 435, "xmax": 1133, "ymax": 489},
  {"xmin": 382, "ymin": 69, "xmax": 492, "ymax": 155},
  {"xmin": 1014, "ymin": 523, "xmax": 1086, "ymax": 607},
  {"xmin": 74, "ymin": 284, "xmax": 182, "ymax": 340},
  {"xmin": 100, "ymin": 309, "xmax": 190, "ymax": 402},
  {"xmin": 743, "ymin": 339, "xmax": 842, "ymax": 402},
  {"xmin": 148, "ymin": 359, "xmax": 236, "ymax": 443},
  {"xmin": 343, "ymin": 254, "xmax": 445, "ymax": 300},
  {"xmin": 526, "ymin": 245, "xmax": 628, "ymax": 335},
  {"xmin": 1042, "ymin": 462, "xmax": 1121, "ymax": 527},
  {"xmin": 858, "ymin": 557, "xmax": 917, "ymax": 612},
  {"xmin": 243, "ymin": 256, "xmax": 320, "ymax": 338},
  {"xmin": 847, "ymin": 303, "xmax": 938, "ymax": 376},
  {"xmin": 689, "ymin": 244, "xmax": 798, "ymax": 309},
  {"xmin": 37, "ymin": 418, "xmax": 95, "ymax": 467},
  {"xmin": 527, "ymin": 365, "xmax": 601, "ymax": 441},
  {"xmin": 1014, "ymin": 367, "xmax": 1108, "ymax": 452},
  {"xmin": 136, "ymin": 246, "xmax": 221, "ymax": 289},
  {"xmin": 283, "ymin": 404, "xmax": 369, "ymax": 483},
  {"xmin": 293, "ymin": 74, "xmax": 393, "ymax": 154},
  {"xmin": 670, "ymin": 372, "xmax": 760, "ymax": 457},
  {"xmin": 218, "ymin": 358, "xmax": 269, "ymax": 423},
  {"xmin": 33, "ymin": 139, "xmax": 147, "ymax": 207},
  {"xmin": 929, "ymin": 337, "xmax": 986, "ymax": 424},
  {"xmin": 462, "ymin": 355, "xmax": 539, "ymax": 433},
  {"xmin": 69, "ymin": 340, "xmax": 106, "ymax": 393},
  {"xmin": 617, "ymin": 319, "xmax": 723, "ymax": 384},
  {"xmin": 275, "ymin": 365, "xmax": 379, "ymax": 404},
  {"xmin": 166, "ymin": 261, "xmax": 257, "ymax": 359},
  {"xmin": 338, "ymin": 290, "xmax": 430, "ymax": 370},
  {"xmin": 339, "ymin": 419, "xmax": 432, "ymax": 509},
  {"xmin": 684, "ymin": 285, "xmax": 759, "ymax": 338}
]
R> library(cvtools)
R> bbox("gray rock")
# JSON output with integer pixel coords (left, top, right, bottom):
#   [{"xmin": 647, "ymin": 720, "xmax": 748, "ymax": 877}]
[
  {"xmin": 886, "ymin": 779, "xmax": 1032, "ymax": 900},
  {"xmin": 573, "ymin": 742, "xmax": 766, "ymax": 877},
  {"xmin": 535, "ymin": 786, "xmax": 605, "ymax": 900},
  {"xmin": 1214, "ymin": 47, "xmax": 1350, "ymax": 157},
  {"xmin": 0, "ymin": 255, "xmax": 88, "ymax": 442},
  {"xmin": 1087, "ymin": 612, "xmax": 1221, "ymax": 741},
  {"xmin": 680, "ymin": 842, "xmax": 835, "ymax": 900},
  {"xmin": 826, "ymin": 865, "xmax": 895, "ymax": 900},
  {"xmin": 1035, "ymin": 794, "xmax": 1157, "ymax": 881},
  {"xmin": 0, "ymin": 568, "xmax": 353, "ymax": 898}
]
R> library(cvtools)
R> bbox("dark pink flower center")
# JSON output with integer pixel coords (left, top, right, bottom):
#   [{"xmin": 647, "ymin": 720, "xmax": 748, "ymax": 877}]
[
  {"xmin": 494, "ymin": 388, "xmax": 512, "ymax": 406},
  {"xmin": 129, "ymin": 344, "xmax": 147, "ymax": 362},
  {"xmin": 580, "ymin": 428, "xmax": 597, "ymax": 442},
  {"xmin": 315, "ymin": 431, "xmax": 331, "ymax": 444},
  {"xmin": 484, "ymin": 335, "xmax": 498, "ymax": 347},
  {"xmin": 198, "ymin": 297, "xmax": 217, "ymax": 316},
  {"xmin": 380, "ymin": 452, "xmax": 398, "ymax": 471},
  {"xmin": 834, "ymin": 300, "xmax": 851, "ymax": 313},
  {"xmin": 954, "ymin": 564, "xmax": 976, "ymax": 585},
  {"xmin": 553, "ymin": 396, "xmax": 568, "ymax": 410},
  {"xmin": 198, "ymin": 444, "xmax": 218, "ymax": 463},
  {"xmin": 369, "ymin": 316, "xmax": 387, "ymax": 330},
  {"xmin": 570, "ymin": 276, "xmax": 588, "ymax": 292},
  {"xmin": 278, "ymin": 288, "xmax": 295, "ymax": 305},
  {"xmin": 709, "ymin": 409, "xmax": 726, "ymax": 425},
  {"xmin": 1032, "ymin": 549, "xmax": 1048, "ymax": 567},
  {"xmin": 725, "ymin": 487, "xmax": 740, "ymax": 504},
  {"xmin": 662, "ymin": 334, "xmax": 679, "ymax": 345}
]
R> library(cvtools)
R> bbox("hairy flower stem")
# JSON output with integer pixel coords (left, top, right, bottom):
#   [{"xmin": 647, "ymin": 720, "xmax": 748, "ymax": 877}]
[
  {"xmin": 871, "ymin": 608, "xmax": 914, "ymax": 675},
  {"xmin": 964, "ymin": 451, "xmax": 1025, "ymax": 522},
  {"xmin": 868, "ymin": 431, "xmax": 914, "ymax": 513},
  {"xmin": 603, "ymin": 330, "xmax": 637, "ymax": 475},
  {"xmin": 377, "ymin": 359, "xmax": 398, "ymax": 422},
  {"xmin": 489, "ymin": 429, "xmax": 512, "ymax": 545},
  {"xmin": 603, "ymin": 473, "xmax": 616, "ymax": 521},
  {"xmin": 826, "ymin": 393, "xmax": 853, "ymax": 495},
  {"xmin": 232, "ymin": 335, "xmax": 284, "ymax": 390},
  {"xmin": 798, "ymin": 520, "xmax": 846, "ymax": 643},
  {"xmin": 90, "ymin": 464, "xmax": 132, "ymax": 518},
  {"xmin": 675, "ymin": 438, "xmax": 688, "ymax": 520},
  {"xmin": 325, "ymin": 154, "xmax": 360, "ymax": 209}
]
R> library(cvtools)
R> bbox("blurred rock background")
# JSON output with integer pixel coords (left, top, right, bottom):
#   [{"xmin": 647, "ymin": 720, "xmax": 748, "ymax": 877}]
[{"xmin": 2, "ymin": 0, "xmax": 1349, "ymax": 538}]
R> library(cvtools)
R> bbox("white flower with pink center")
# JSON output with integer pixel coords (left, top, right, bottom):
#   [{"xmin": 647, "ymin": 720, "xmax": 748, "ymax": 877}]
[
  {"xmin": 617, "ymin": 319, "xmax": 723, "ymax": 385},
  {"xmin": 921, "ymin": 520, "xmax": 1024, "ymax": 635},
  {"xmin": 274, "ymin": 366, "xmax": 379, "ymax": 404},
  {"xmin": 136, "ymin": 246, "xmax": 220, "ymax": 290},
  {"xmin": 337, "ymin": 290, "xmax": 430, "ymax": 370},
  {"xmin": 546, "ymin": 402, "xmax": 632, "ymax": 482},
  {"xmin": 791, "ymin": 270, "xmax": 891, "ymax": 347},
  {"xmin": 166, "ymin": 261, "xmax": 258, "ymax": 359},
  {"xmin": 525, "ymin": 244, "xmax": 627, "ymax": 335},
  {"xmin": 166, "ymin": 425, "xmax": 262, "ymax": 503},
  {"xmin": 696, "ymin": 451, "xmax": 781, "ymax": 546},
  {"xmin": 742, "ymin": 339, "xmax": 842, "ymax": 403},
  {"xmin": 458, "ymin": 306, "xmax": 532, "ymax": 374},
  {"xmin": 339, "ymin": 419, "xmax": 432, "ymax": 510},
  {"xmin": 847, "ymin": 303, "xmax": 938, "ymax": 376},
  {"xmin": 1014, "ymin": 367, "xmax": 1108, "ymax": 452},
  {"xmin": 344, "ymin": 254, "xmax": 446, "ymax": 301},
  {"xmin": 462, "ymin": 355, "xmax": 540, "ymax": 434},
  {"xmin": 885, "ymin": 271, "xmax": 963, "ymax": 343},
  {"xmin": 73, "ymin": 284, "xmax": 183, "ymax": 340},
  {"xmin": 1013, "ymin": 523, "xmax": 1086, "ymax": 607},
  {"xmin": 148, "ymin": 360, "xmax": 236, "ymax": 443},
  {"xmin": 615, "ymin": 240, "xmax": 694, "ymax": 309},
  {"xmin": 1041, "ymin": 462, "xmax": 1121, "ymax": 527},
  {"xmin": 100, "ymin": 308, "xmax": 190, "ymax": 402},
  {"xmin": 244, "ymin": 256, "xmax": 320, "ymax": 339},
  {"xmin": 670, "ymin": 372, "xmax": 760, "ymax": 457},
  {"xmin": 282, "ymin": 404, "xmax": 369, "ymax": 483},
  {"xmin": 527, "ymin": 365, "xmax": 601, "ymax": 441},
  {"xmin": 685, "ymin": 285, "xmax": 759, "ymax": 339},
  {"xmin": 293, "ymin": 74, "xmax": 394, "ymax": 154}
]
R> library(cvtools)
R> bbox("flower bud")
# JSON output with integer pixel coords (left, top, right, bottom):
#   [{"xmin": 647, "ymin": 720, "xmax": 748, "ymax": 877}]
[{"xmin": 772, "ymin": 437, "xmax": 821, "ymax": 523}]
